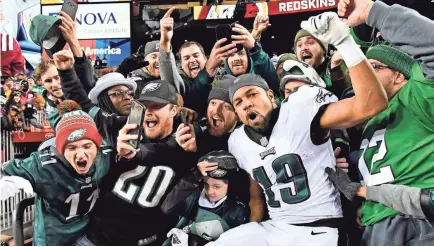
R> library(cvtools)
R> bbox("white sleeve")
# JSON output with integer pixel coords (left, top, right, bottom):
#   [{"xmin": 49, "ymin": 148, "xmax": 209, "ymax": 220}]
[
  {"xmin": 309, "ymin": 87, "xmax": 338, "ymax": 118},
  {"xmin": 228, "ymin": 130, "xmax": 245, "ymax": 170},
  {"xmin": 303, "ymin": 86, "xmax": 338, "ymax": 145}
]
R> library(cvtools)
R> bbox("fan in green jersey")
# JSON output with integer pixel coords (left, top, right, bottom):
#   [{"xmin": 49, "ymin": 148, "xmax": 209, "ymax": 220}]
[
  {"xmin": 339, "ymin": 0, "xmax": 434, "ymax": 245},
  {"xmin": 0, "ymin": 100, "xmax": 112, "ymax": 246}
]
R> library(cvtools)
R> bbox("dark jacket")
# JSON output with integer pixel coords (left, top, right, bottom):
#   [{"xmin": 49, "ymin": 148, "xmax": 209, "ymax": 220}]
[
  {"xmin": 315, "ymin": 56, "xmax": 351, "ymax": 99},
  {"xmin": 158, "ymin": 49, "xmax": 214, "ymax": 117},
  {"xmin": 45, "ymin": 51, "xmax": 95, "ymax": 130},
  {"xmin": 73, "ymin": 51, "xmax": 97, "ymax": 93},
  {"xmin": 179, "ymin": 68, "xmax": 214, "ymax": 117},
  {"xmin": 161, "ymin": 169, "xmax": 248, "ymax": 246},
  {"xmin": 224, "ymin": 42, "xmax": 280, "ymax": 96},
  {"xmin": 129, "ymin": 68, "xmax": 159, "ymax": 98}
]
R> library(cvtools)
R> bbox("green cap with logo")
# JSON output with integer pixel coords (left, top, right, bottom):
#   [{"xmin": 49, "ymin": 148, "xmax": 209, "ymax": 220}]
[{"xmin": 30, "ymin": 14, "xmax": 66, "ymax": 58}]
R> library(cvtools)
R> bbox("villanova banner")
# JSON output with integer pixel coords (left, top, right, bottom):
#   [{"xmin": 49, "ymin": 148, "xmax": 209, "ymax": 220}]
[{"xmin": 41, "ymin": 2, "xmax": 131, "ymax": 40}]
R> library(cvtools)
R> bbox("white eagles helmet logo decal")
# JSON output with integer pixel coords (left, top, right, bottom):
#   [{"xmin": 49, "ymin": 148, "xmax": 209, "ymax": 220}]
[
  {"xmin": 282, "ymin": 60, "xmax": 326, "ymax": 88},
  {"xmin": 141, "ymin": 82, "xmax": 161, "ymax": 94},
  {"xmin": 67, "ymin": 129, "xmax": 86, "ymax": 142},
  {"xmin": 209, "ymin": 169, "xmax": 227, "ymax": 178}
]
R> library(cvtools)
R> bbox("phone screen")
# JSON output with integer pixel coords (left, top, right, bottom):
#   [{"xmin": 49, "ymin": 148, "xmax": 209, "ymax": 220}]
[
  {"xmin": 215, "ymin": 23, "xmax": 243, "ymax": 52},
  {"xmin": 127, "ymin": 100, "xmax": 145, "ymax": 149},
  {"xmin": 61, "ymin": 0, "xmax": 78, "ymax": 20},
  {"xmin": 215, "ymin": 24, "xmax": 232, "ymax": 47},
  {"xmin": 179, "ymin": 110, "xmax": 188, "ymax": 126}
]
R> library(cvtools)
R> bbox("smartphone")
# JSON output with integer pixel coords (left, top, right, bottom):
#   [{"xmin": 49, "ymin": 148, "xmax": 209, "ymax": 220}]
[
  {"xmin": 215, "ymin": 23, "xmax": 243, "ymax": 52},
  {"xmin": 127, "ymin": 100, "xmax": 145, "ymax": 149},
  {"xmin": 179, "ymin": 110, "xmax": 188, "ymax": 126},
  {"xmin": 61, "ymin": 0, "xmax": 78, "ymax": 20}
]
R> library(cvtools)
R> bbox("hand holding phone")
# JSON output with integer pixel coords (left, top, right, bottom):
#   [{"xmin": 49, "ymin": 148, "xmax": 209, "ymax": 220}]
[
  {"xmin": 230, "ymin": 23, "xmax": 255, "ymax": 50},
  {"xmin": 60, "ymin": 0, "xmax": 78, "ymax": 20},
  {"xmin": 126, "ymin": 100, "xmax": 145, "ymax": 149},
  {"xmin": 175, "ymin": 118, "xmax": 197, "ymax": 152},
  {"xmin": 179, "ymin": 110, "xmax": 188, "ymax": 126},
  {"xmin": 215, "ymin": 23, "xmax": 243, "ymax": 52}
]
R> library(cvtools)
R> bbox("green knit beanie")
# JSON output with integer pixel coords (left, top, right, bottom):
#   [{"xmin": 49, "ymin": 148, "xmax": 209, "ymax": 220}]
[
  {"xmin": 276, "ymin": 53, "xmax": 297, "ymax": 70},
  {"xmin": 294, "ymin": 29, "xmax": 328, "ymax": 54},
  {"xmin": 366, "ymin": 45, "xmax": 415, "ymax": 79}
]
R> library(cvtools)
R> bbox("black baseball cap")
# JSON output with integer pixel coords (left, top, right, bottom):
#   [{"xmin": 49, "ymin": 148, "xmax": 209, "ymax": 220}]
[
  {"xmin": 138, "ymin": 80, "xmax": 178, "ymax": 105},
  {"xmin": 199, "ymin": 150, "xmax": 239, "ymax": 179}
]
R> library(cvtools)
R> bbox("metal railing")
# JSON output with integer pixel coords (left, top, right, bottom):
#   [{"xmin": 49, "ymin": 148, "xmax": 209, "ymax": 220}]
[
  {"xmin": 1, "ymin": 190, "xmax": 34, "ymax": 232},
  {"xmin": 1, "ymin": 130, "xmax": 15, "ymax": 163},
  {"xmin": 0, "ymin": 130, "xmax": 35, "ymax": 233}
]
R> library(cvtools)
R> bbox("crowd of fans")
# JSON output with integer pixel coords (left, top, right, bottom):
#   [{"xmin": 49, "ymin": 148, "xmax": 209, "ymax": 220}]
[
  {"xmin": 1, "ymin": 0, "xmax": 433, "ymax": 246},
  {"xmin": 1, "ymin": 72, "xmax": 52, "ymax": 131}
]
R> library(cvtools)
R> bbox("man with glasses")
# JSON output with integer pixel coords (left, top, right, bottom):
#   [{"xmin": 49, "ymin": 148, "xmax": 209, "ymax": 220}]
[
  {"xmin": 339, "ymin": 0, "xmax": 434, "ymax": 245},
  {"xmin": 54, "ymin": 50, "xmax": 137, "ymax": 146},
  {"xmin": 87, "ymin": 72, "xmax": 137, "ymax": 116}
]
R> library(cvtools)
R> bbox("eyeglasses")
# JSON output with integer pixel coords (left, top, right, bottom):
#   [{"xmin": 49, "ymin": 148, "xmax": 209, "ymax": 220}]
[
  {"xmin": 108, "ymin": 90, "xmax": 134, "ymax": 99},
  {"xmin": 370, "ymin": 63, "xmax": 389, "ymax": 70}
]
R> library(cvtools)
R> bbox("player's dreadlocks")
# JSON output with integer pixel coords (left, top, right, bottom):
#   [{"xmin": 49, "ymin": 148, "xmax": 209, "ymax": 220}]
[{"xmin": 97, "ymin": 88, "xmax": 119, "ymax": 115}]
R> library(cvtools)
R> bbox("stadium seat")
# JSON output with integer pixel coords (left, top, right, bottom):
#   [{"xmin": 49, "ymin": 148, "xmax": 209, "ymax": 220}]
[{"xmin": 13, "ymin": 197, "xmax": 35, "ymax": 246}]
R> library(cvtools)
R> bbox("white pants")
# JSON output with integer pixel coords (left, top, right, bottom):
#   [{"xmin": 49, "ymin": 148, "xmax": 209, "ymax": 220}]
[{"xmin": 207, "ymin": 220, "xmax": 338, "ymax": 246}]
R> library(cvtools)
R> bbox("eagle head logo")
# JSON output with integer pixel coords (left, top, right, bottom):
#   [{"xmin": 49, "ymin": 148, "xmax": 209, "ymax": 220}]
[
  {"xmin": 141, "ymin": 82, "xmax": 161, "ymax": 95},
  {"xmin": 67, "ymin": 129, "xmax": 86, "ymax": 142},
  {"xmin": 209, "ymin": 169, "xmax": 227, "ymax": 178}
]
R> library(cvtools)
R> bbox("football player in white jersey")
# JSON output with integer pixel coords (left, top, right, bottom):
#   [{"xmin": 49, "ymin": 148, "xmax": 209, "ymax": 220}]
[{"xmin": 205, "ymin": 12, "xmax": 388, "ymax": 245}]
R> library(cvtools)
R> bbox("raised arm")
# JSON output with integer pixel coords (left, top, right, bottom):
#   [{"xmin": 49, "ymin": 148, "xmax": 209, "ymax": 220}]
[
  {"xmin": 326, "ymin": 167, "xmax": 433, "ymax": 221},
  {"xmin": 54, "ymin": 50, "xmax": 128, "ymax": 147},
  {"xmin": 58, "ymin": 11, "xmax": 96, "ymax": 92},
  {"xmin": 161, "ymin": 168, "xmax": 202, "ymax": 216},
  {"xmin": 159, "ymin": 7, "xmax": 186, "ymax": 95},
  {"xmin": 301, "ymin": 12, "xmax": 388, "ymax": 129},
  {"xmin": 339, "ymin": 0, "xmax": 434, "ymax": 79}
]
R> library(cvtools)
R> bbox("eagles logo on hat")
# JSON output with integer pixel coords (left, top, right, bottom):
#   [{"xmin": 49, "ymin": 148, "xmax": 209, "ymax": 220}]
[
  {"xmin": 209, "ymin": 169, "xmax": 228, "ymax": 178},
  {"xmin": 55, "ymin": 105, "xmax": 102, "ymax": 155},
  {"xmin": 138, "ymin": 80, "xmax": 178, "ymax": 105},
  {"xmin": 67, "ymin": 129, "xmax": 86, "ymax": 142},
  {"xmin": 30, "ymin": 14, "xmax": 67, "ymax": 58},
  {"xmin": 199, "ymin": 150, "xmax": 239, "ymax": 180},
  {"xmin": 141, "ymin": 82, "xmax": 162, "ymax": 94}
]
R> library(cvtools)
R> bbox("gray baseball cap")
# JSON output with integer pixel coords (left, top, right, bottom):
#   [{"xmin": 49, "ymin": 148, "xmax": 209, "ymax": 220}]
[{"xmin": 228, "ymin": 74, "xmax": 270, "ymax": 103}]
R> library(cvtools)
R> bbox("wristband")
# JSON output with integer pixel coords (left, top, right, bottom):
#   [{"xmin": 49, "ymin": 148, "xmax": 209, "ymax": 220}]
[{"xmin": 335, "ymin": 35, "xmax": 366, "ymax": 67}]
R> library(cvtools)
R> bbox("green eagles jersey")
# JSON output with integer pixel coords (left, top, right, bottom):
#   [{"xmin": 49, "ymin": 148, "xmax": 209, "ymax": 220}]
[
  {"xmin": 1, "ymin": 145, "xmax": 112, "ymax": 245},
  {"xmin": 359, "ymin": 63, "xmax": 434, "ymax": 225},
  {"xmin": 31, "ymin": 85, "xmax": 46, "ymax": 97}
]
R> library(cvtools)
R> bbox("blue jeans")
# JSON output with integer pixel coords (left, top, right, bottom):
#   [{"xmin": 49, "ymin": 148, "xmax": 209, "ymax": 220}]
[{"xmin": 74, "ymin": 235, "xmax": 95, "ymax": 246}]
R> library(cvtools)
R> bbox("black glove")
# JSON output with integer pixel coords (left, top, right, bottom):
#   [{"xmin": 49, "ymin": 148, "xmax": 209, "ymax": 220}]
[
  {"xmin": 325, "ymin": 167, "xmax": 361, "ymax": 201},
  {"xmin": 116, "ymin": 54, "xmax": 149, "ymax": 77},
  {"xmin": 420, "ymin": 189, "xmax": 434, "ymax": 223}
]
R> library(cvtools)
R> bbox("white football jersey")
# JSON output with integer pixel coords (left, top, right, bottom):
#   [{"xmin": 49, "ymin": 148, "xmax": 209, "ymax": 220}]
[{"xmin": 229, "ymin": 85, "xmax": 342, "ymax": 224}]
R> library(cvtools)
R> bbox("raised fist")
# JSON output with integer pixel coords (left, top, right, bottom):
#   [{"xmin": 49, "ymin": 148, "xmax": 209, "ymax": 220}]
[
  {"xmin": 300, "ymin": 12, "xmax": 350, "ymax": 47},
  {"xmin": 53, "ymin": 50, "xmax": 75, "ymax": 71}
]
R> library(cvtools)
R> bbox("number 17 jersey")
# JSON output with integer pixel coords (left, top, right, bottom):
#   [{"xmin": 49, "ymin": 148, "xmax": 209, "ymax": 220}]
[{"xmin": 229, "ymin": 86, "xmax": 342, "ymax": 224}]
